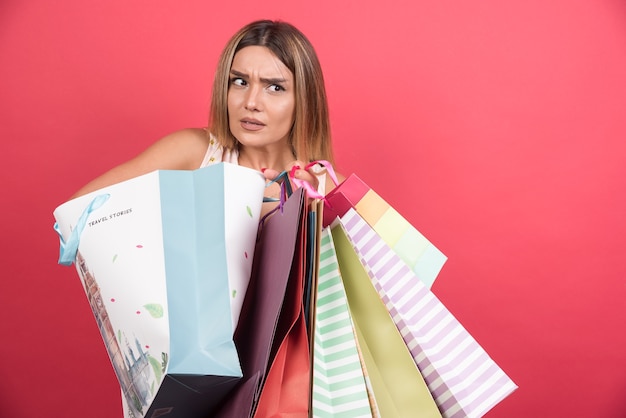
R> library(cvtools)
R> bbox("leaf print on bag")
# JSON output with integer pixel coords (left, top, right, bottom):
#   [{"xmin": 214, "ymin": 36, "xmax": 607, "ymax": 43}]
[{"xmin": 143, "ymin": 303, "xmax": 164, "ymax": 318}]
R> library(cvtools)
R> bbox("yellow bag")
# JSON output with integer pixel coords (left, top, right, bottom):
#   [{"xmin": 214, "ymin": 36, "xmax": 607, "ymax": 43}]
[{"xmin": 331, "ymin": 224, "xmax": 442, "ymax": 418}]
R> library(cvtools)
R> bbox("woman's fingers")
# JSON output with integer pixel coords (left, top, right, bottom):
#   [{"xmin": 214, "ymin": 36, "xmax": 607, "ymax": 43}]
[
  {"xmin": 288, "ymin": 161, "xmax": 319, "ymax": 190},
  {"xmin": 261, "ymin": 168, "xmax": 281, "ymax": 181},
  {"xmin": 260, "ymin": 161, "xmax": 320, "ymax": 194}
]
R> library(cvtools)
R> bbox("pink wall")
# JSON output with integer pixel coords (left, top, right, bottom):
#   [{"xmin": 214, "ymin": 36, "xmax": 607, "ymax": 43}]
[{"xmin": 2, "ymin": 1, "xmax": 625, "ymax": 416}]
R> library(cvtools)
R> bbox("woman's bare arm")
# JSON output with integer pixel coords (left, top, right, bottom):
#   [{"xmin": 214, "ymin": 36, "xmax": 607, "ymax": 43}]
[{"xmin": 71, "ymin": 128, "xmax": 210, "ymax": 198}]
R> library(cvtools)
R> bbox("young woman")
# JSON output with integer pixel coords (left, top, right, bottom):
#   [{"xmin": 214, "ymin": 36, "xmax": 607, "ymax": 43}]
[{"xmin": 72, "ymin": 20, "xmax": 343, "ymax": 212}]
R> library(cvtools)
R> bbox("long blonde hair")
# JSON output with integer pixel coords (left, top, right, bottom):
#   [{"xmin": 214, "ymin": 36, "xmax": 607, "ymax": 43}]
[{"xmin": 209, "ymin": 20, "xmax": 334, "ymax": 164}]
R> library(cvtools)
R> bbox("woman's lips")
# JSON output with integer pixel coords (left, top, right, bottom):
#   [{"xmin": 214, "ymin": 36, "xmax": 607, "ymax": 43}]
[{"xmin": 240, "ymin": 118, "xmax": 265, "ymax": 131}]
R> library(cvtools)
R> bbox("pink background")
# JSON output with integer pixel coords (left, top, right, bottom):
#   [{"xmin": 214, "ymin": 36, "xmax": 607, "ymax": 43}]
[{"xmin": 2, "ymin": 1, "xmax": 625, "ymax": 417}]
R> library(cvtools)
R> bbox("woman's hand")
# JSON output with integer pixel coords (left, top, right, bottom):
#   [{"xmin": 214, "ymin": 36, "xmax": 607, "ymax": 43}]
[
  {"xmin": 262, "ymin": 160, "xmax": 319, "ymax": 191},
  {"xmin": 262, "ymin": 160, "xmax": 344, "ymax": 200}
]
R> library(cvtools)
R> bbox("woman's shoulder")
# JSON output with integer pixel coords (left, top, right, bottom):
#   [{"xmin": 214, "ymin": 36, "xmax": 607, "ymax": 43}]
[
  {"xmin": 159, "ymin": 127, "xmax": 210, "ymax": 147},
  {"xmin": 70, "ymin": 127, "xmax": 212, "ymax": 198},
  {"xmin": 151, "ymin": 128, "xmax": 214, "ymax": 167}
]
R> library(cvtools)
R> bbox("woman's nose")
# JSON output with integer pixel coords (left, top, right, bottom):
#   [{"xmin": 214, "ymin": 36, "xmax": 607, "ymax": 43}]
[{"xmin": 244, "ymin": 85, "xmax": 262, "ymax": 111}]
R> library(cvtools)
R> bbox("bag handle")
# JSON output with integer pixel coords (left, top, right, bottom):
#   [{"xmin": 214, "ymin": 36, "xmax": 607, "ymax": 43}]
[
  {"xmin": 54, "ymin": 194, "xmax": 110, "ymax": 266},
  {"xmin": 258, "ymin": 160, "xmax": 340, "ymax": 232},
  {"xmin": 263, "ymin": 170, "xmax": 293, "ymax": 205},
  {"xmin": 289, "ymin": 160, "xmax": 340, "ymax": 201}
]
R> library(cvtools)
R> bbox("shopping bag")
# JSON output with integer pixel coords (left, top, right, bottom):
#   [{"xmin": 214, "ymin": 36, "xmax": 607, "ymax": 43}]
[
  {"xmin": 312, "ymin": 227, "xmax": 373, "ymax": 418},
  {"xmin": 253, "ymin": 190, "xmax": 312, "ymax": 417},
  {"xmin": 304, "ymin": 199, "xmax": 324, "ymax": 342},
  {"xmin": 339, "ymin": 208, "xmax": 518, "ymax": 418},
  {"xmin": 215, "ymin": 188, "xmax": 308, "ymax": 418},
  {"xmin": 323, "ymin": 174, "xmax": 447, "ymax": 289},
  {"xmin": 331, "ymin": 223, "xmax": 443, "ymax": 418},
  {"xmin": 53, "ymin": 163, "xmax": 265, "ymax": 417}
]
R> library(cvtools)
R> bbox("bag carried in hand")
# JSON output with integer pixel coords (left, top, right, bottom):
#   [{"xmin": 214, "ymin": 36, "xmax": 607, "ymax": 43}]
[
  {"xmin": 252, "ymin": 187, "xmax": 312, "ymax": 417},
  {"xmin": 324, "ymin": 173, "xmax": 447, "ymax": 289},
  {"xmin": 338, "ymin": 208, "xmax": 518, "ymax": 418},
  {"xmin": 331, "ymin": 223, "xmax": 443, "ymax": 418},
  {"xmin": 215, "ymin": 188, "xmax": 310, "ymax": 418},
  {"xmin": 53, "ymin": 163, "xmax": 265, "ymax": 418},
  {"xmin": 311, "ymin": 227, "xmax": 374, "ymax": 418}
]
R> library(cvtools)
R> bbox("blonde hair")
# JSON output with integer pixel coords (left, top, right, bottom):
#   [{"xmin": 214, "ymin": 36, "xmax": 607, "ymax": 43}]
[{"xmin": 209, "ymin": 20, "xmax": 334, "ymax": 164}]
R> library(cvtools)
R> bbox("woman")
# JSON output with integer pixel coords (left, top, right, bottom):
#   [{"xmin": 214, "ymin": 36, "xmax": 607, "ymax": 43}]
[{"xmin": 72, "ymin": 20, "xmax": 343, "ymax": 212}]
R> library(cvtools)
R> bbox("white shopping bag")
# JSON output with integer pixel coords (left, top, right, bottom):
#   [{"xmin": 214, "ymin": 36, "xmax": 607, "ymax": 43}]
[{"xmin": 53, "ymin": 163, "xmax": 265, "ymax": 418}]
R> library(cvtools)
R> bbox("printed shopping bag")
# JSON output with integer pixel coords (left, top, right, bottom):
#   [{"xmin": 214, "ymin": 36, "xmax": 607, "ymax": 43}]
[
  {"xmin": 339, "ymin": 208, "xmax": 518, "ymax": 418},
  {"xmin": 312, "ymin": 227, "xmax": 373, "ymax": 418},
  {"xmin": 53, "ymin": 163, "xmax": 265, "ymax": 418},
  {"xmin": 331, "ymin": 223, "xmax": 443, "ymax": 418},
  {"xmin": 215, "ymin": 188, "xmax": 307, "ymax": 418},
  {"xmin": 324, "ymin": 173, "xmax": 447, "ymax": 289}
]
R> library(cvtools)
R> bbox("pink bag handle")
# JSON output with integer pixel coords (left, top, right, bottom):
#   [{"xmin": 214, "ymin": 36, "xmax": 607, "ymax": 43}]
[
  {"xmin": 259, "ymin": 161, "xmax": 340, "ymax": 235},
  {"xmin": 289, "ymin": 160, "xmax": 340, "ymax": 200}
]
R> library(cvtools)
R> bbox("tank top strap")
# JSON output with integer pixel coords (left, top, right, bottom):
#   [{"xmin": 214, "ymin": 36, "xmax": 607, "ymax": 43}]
[{"xmin": 199, "ymin": 132, "xmax": 239, "ymax": 167}]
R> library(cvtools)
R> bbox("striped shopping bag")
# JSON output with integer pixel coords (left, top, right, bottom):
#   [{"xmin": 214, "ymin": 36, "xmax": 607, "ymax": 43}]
[
  {"xmin": 312, "ymin": 227, "xmax": 373, "ymax": 418},
  {"xmin": 339, "ymin": 208, "xmax": 518, "ymax": 418},
  {"xmin": 331, "ymin": 225, "xmax": 443, "ymax": 418}
]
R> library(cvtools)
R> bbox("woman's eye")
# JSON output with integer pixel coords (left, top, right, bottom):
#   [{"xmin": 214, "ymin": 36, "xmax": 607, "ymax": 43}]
[
  {"xmin": 268, "ymin": 84, "xmax": 284, "ymax": 92},
  {"xmin": 231, "ymin": 78, "xmax": 246, "ymax": 87}
]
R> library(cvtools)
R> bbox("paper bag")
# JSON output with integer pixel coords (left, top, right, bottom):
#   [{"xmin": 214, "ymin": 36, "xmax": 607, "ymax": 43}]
[
  {"xmin": 324, "ymin": 174, "xmax": 446, "ymax": 289},
  {"xmin": 331, "ymin": 223, "xmax": 442, "ymax": 418},
  {"xmin": 215, "ymin": 188, "xmax": 307, "ymax": 418},
  {"xmin": 253, "ymin": 192, "xmax": 311, "ymax": 417},
  {"xmin": 53, "ymin": 163, "xmax": 265, "ymax": 417},
  {"xmin": 312, "ymin": 227, "xmax": 373, "ymax": 418},
  {"xmin": 339, "ymin": 208, "xmax": 518, "ymax": 418}
]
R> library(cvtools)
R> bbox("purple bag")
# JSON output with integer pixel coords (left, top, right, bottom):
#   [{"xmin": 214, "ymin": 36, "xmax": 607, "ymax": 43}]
[{"xmin": 215, "ymin": 188, "xmax": 306, "ymax": 417}]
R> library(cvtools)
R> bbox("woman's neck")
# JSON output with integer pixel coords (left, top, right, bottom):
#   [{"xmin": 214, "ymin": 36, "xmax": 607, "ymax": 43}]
[{"xmin": 237, "ymin": 144, "xmax": 295, "ymax": 172}]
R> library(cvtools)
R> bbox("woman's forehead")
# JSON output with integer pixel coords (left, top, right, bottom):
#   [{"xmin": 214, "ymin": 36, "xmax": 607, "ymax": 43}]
[{"xmin": 231, "ymin": 46, "xmax": 293, "ymax": 79}]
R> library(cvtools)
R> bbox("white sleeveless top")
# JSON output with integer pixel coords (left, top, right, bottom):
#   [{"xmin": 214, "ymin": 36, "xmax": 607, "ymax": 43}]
[{"xmin": 198, "ymin": 133, "xmax": 328, "ymax": 194}]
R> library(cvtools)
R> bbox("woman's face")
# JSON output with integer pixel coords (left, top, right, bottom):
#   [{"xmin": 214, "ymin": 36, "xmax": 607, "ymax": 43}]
[{"xmin": 228, "ymin": 46, "xmax": 296, "ymax": 150}]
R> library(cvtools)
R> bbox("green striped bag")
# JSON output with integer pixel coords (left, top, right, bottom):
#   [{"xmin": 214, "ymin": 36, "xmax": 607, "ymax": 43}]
[{"xmin": 312, "ymin": 227, "xmax": 374, "ymax": 418}]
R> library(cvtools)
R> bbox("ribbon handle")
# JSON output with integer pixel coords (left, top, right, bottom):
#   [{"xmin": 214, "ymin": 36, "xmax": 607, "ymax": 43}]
[
  {"xmin": 263, "ymin": 170, "xmax": 293, "ymax": 204},
  {"xmin": 257, "ymin": 162, "xmax": 339, "ymax": 240},
  {"xmin": 259, "ymin": 160, "xmax": 339, "ymax": 227},
  {"xmin": 289, "ymin": 160, "xmax": 340, "ymax": 201},
  {"xmin": 54, "ymin": 194, "xmax": 110, "ymax": 266}
]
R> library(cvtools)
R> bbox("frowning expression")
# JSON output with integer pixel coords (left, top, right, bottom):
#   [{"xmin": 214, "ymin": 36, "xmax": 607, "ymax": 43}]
[{"xmin": 227, "ymin": 46, "xmax": 296, "ymax": 150}]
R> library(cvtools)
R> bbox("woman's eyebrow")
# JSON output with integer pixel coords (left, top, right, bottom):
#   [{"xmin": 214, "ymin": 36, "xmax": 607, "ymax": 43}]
[
  {"xmin": 230, "ymin": 69, "xmax": 289, "ymax": 85},
  {"xmin": 229, "ymin": 69, "xmax": 248, "ymax": 79}
]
